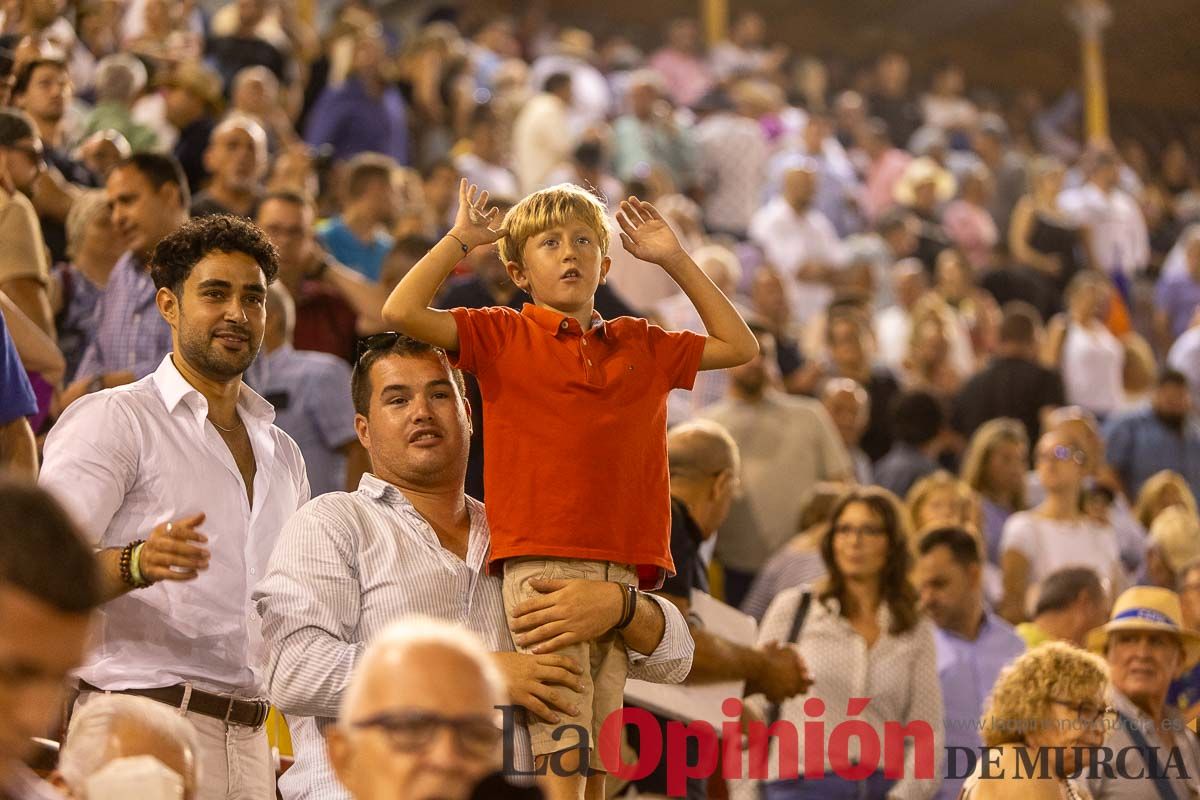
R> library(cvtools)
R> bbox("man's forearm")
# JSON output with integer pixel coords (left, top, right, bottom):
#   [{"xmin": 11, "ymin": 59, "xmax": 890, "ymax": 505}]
[
  {"xmin": 95, "ymin": 547, "xmax": 137, "ymax": 602},
  {"xmin": 685, "ymin": 624, "xmax": 766, "ymax": 685},
  {"xmin": 0, "ymin": 417, "xmax": 37, "ymax": 481},
  {"xmin": 323, "ymin": 261, "xmax": 388, "ymax": 326},
  {"xmin": 621, "ymin": 591, "xmax": 667, "ymax": 655},
  {"xmin": 1, "ymin": 278, "xmax": 55, "ymax": 340}
]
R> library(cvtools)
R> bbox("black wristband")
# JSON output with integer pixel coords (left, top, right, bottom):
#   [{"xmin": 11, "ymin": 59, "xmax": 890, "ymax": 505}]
[{"xmin": 616, "ymin": 584, "xmax": 639, "ymax": 630}]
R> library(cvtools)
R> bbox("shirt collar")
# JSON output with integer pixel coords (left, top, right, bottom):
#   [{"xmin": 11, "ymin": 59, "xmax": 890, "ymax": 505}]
[
  {"xmin": 152, "ymin": 353, "xmax": 276, "ymax": 423},
  {"xmin": 358, "ymin": 472, "xmax": 406, "ymax": 502},
  {"xmin": 521, "ymin": 303, "xmax": 605, "ymax": 336},
  {"xmin": 1110, "ymin": 688, "xmax": 1182, "ymax": 731}
]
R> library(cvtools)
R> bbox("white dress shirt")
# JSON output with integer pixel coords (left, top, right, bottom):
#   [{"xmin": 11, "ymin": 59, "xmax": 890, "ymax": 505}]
[
  {"xmin": 40, "ymin": 354, "xmax": 309, "ymax": 695},
  {"xmin": 1058, "ymin": 183, "xmax": 1149, "ymax": 275},
  {"xmin": 512, "ymin": 93, "xmax": 573, "ymax": 194},
  {"xmin": 1168, "ymin": 326, "xmax": 1200, "ymax": 410},
  {"xmin": 748, "ymin": 197, "xmax": 846, "ymax": 322},
  {"xmin": 255, "ymin": 474, "xmax": 695, "ymax": 800}
]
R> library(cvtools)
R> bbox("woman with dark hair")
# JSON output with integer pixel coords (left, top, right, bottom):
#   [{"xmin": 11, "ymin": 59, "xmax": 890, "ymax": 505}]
[{"xmin": 748, "ymin": 487, "xmax": 944, "ymax": 799}]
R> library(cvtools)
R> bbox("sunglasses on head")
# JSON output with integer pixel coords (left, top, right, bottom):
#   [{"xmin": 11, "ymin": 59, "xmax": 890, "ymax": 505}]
[{"xmin": 353, "ymin": 332, "xmax": 403, "ymax": 365}]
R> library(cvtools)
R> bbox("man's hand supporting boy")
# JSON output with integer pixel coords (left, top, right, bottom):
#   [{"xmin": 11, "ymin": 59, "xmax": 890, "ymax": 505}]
[{"xmin": 616, "ymin": 196, "xmax": 759, "ymax": 370}]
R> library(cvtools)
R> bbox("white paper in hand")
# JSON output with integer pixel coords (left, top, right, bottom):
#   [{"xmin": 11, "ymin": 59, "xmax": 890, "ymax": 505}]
[{"xmin": 625, "ymin": 590, "xmax": 756, "ymax": 727}]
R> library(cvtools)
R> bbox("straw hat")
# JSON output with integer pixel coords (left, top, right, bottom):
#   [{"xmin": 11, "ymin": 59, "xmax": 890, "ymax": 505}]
[
  {"xmin": 555, "ymin": 29, "xmax": 595, "ymax": 61},
  {"xmin": 1150, "ymin": 506, "xmax": 1200, "ymax": 574},
  {"xmin": 893, "ymin": 156, "xmax": 957, "ymax": 207},
  {"xmin": 1087, "ymin": 586, "xmax": 1200, "ymax": 670},
  {"xmin": 158, "ymin": 61, "xmax": 224, "ymax": 115}
]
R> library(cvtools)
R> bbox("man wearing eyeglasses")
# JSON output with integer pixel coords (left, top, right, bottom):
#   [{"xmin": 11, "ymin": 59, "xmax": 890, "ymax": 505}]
[
  {"xmin": 1085, "ymin": 587, "xmax": 1200, "ymax": 799},
  {"xmin": 327, "ymin": 619, "xmax": 513, "ymax": 800},
  {"xmin": 255, "ymin": 333, "xmax": 694, "ymax": 800},
  {"xmin": 0, "ymin": 109, "xmax": 55, "ymax": 341}
]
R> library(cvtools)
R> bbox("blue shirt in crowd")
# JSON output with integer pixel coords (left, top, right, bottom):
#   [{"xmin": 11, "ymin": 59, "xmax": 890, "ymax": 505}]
[
  {"xmin": 303, "ymin": 76, "xmax": 409, "ymax": 165},
  {"xmin": 0, "ymin": 310, "xmax": 37, "ymax": 424},
  {"xmin": 316, "ymin": 216, "xmax": 393, "ymax": 282},
  {"xmin": 251, "ymin": 344, "xmax": 357, "ymax": 497},
  {"xmin": 934, "ymin": 611, "xmax": 1026, "ymax": 800},
  {"xmin": 75, "ymin": 252, "xmax": 172, "ymax": 381},
  {"xmin": 1103, "ymin": 407, "xmax": 1200, "ymax": 500},
  {"xmin": 1155, "ymin": 273, "xmax": 1200, "ymax": 342}
]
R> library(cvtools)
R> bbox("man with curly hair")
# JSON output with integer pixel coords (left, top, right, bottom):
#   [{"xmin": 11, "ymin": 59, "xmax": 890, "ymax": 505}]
[{"xmin": 40, "ymin": 213, "xmax": 310, "ymax": 800}]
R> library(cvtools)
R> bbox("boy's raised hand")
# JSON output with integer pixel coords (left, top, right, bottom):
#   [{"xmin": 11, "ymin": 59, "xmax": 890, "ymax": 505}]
[
  {"xmin": 616, "ymin": 196, "xmax": 686, "ymax": 268},
  {"xmin": 451, "ymin": 178, "xmax": 507, "ymax": 249}
]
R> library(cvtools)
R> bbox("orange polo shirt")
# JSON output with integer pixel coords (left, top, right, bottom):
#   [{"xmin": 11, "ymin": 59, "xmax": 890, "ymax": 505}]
[{"xmin": 449, "ymin": 303, "xmax": 706, "ymax": 589}]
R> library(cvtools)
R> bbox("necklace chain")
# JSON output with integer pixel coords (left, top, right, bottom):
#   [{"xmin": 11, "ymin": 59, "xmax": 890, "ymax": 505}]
[{"xmin": 209, "ymin": 416, "xmax": 243, "ymax": 433}]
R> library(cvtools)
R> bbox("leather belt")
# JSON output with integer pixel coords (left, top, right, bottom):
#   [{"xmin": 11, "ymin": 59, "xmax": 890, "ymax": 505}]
[{"xmin": 78, "ymin": 680, "xmax": 270, "ymax": 729}]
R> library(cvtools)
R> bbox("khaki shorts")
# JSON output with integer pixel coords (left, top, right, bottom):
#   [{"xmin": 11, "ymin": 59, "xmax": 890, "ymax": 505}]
[{"xmin": 502, "ymin": 557, "xmax": 637, "ymax": 768}]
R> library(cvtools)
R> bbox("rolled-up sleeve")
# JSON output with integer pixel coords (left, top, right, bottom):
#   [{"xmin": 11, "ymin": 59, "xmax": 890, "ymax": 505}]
[
  {"xmin": 626, "ymin": 592, "xmax": 694, "ymax": 684},
  {"xmin": 254, "ymin": 501, "xmax": 365, "ymax": 718}
]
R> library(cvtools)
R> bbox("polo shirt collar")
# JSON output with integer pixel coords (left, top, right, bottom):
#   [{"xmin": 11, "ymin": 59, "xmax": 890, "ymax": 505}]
[{"xmin": 520, "ymin": 302, "xmax": 605, "ymax": 336}]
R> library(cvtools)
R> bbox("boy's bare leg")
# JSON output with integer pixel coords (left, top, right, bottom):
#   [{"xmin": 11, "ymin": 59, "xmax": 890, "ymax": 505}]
[
  {"xmin": 584, "ymin": 768, "xmax": 608, "ymax": 800},
  {"xmin": 536, "ymin": 753, "xmax": 586, "ymax": 800}
]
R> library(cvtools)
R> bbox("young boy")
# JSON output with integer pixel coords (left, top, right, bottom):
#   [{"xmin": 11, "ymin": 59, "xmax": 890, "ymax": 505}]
[{"xmin": 383, "ymin": 179, "xmax": 756, "ymax": 798}]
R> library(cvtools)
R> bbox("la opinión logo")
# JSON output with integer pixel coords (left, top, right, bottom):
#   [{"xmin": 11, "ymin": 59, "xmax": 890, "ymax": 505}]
[{"xmin": 498, "ymin": 697, "xmax": 936, "ymax": 795}]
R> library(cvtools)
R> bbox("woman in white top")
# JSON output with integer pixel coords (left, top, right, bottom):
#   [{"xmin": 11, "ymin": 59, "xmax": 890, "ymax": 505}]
[
  {"xmin": 999, "ymin": 429, "xmax": 1123, "ymax": 624},
  {"xmin": 751, "ymin": 487, "xmax": 944, "ymax": 799},
  {"xmin": 1044, "ymin": 271, "xmax": 1125, "ymax": 419}
]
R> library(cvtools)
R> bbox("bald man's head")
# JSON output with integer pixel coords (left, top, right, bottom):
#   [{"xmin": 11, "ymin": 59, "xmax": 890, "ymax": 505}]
[
  {"xmin": 330, "ymin": 619, "xmax": 506, "ymax": 800},
  {"xmin": 667, "ymin": 421, "xmax": 741, "ymax": 537},
  {"xmin": 54, "ymin": 695, "xmax": 198, "ymax": 800},
  {"xmin": 265, "ymin": 281, "xmax": 295, "ymax": 347},
  {"xmin": 668, "ymin": 420, "xmax": 739, "ymax": 480}
]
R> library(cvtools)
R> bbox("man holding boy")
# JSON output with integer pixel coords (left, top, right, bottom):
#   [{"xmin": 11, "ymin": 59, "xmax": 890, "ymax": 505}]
[{"xmin": 383, "ymin": 179, "xmax": 756, "ymax": 799}]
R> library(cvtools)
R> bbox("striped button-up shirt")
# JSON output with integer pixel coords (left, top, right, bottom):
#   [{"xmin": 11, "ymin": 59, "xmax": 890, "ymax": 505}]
[
  {"xmin": 75, "ymin": 251, "xmax": 172, "ymax": 381},
  {"xmin": 255, "ymin": 474, "xmax": 694, "ymax": 800}
]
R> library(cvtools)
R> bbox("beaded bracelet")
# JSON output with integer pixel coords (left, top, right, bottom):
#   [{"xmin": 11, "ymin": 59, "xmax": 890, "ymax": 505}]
[{"xmin": 120, "ymin": 539, "xmax": 148, "ymax": 589}]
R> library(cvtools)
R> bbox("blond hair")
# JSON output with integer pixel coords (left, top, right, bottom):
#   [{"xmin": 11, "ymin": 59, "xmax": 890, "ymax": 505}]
[
  {"xmin": 1135, "ymin": 470, "xmax": 1200, "ymax": 529},
  {"xmin": 498, "ymin": 183, "xmax": 611, "ymax": 267},
  {"xmin": 980, "ymin": 642, "xmax": 1108, "ymax": 747},
  {"xmin": 960, "ymin": 418, "xmax": 1029, "ymax": 511},
  {"xmin": 906, "ymin": 470, "xmax": 979, "ymax": 531}
]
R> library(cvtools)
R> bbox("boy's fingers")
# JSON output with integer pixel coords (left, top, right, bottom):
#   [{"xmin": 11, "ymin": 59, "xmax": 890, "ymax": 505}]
[
  {"xmin": 619, "ymin": 232, "xmax": 635, "ymax": 251},
  {"xmin": 615, "ymin": 211, "xmax": 636, "ymax": 236},
  {"xmin": 620, "ymin": 200, "xmax": 645, "ymax": 225},
  {"xmin": 458, "ymin": 177, "xmax": 468, "ymax": 201},
  {"xmin": 641, "ymin": 201, "xmax": 664, "ymax": 220},
  {"xmin": 477, "ymin": 189, "xmax": 490, "ymax": 209}
]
